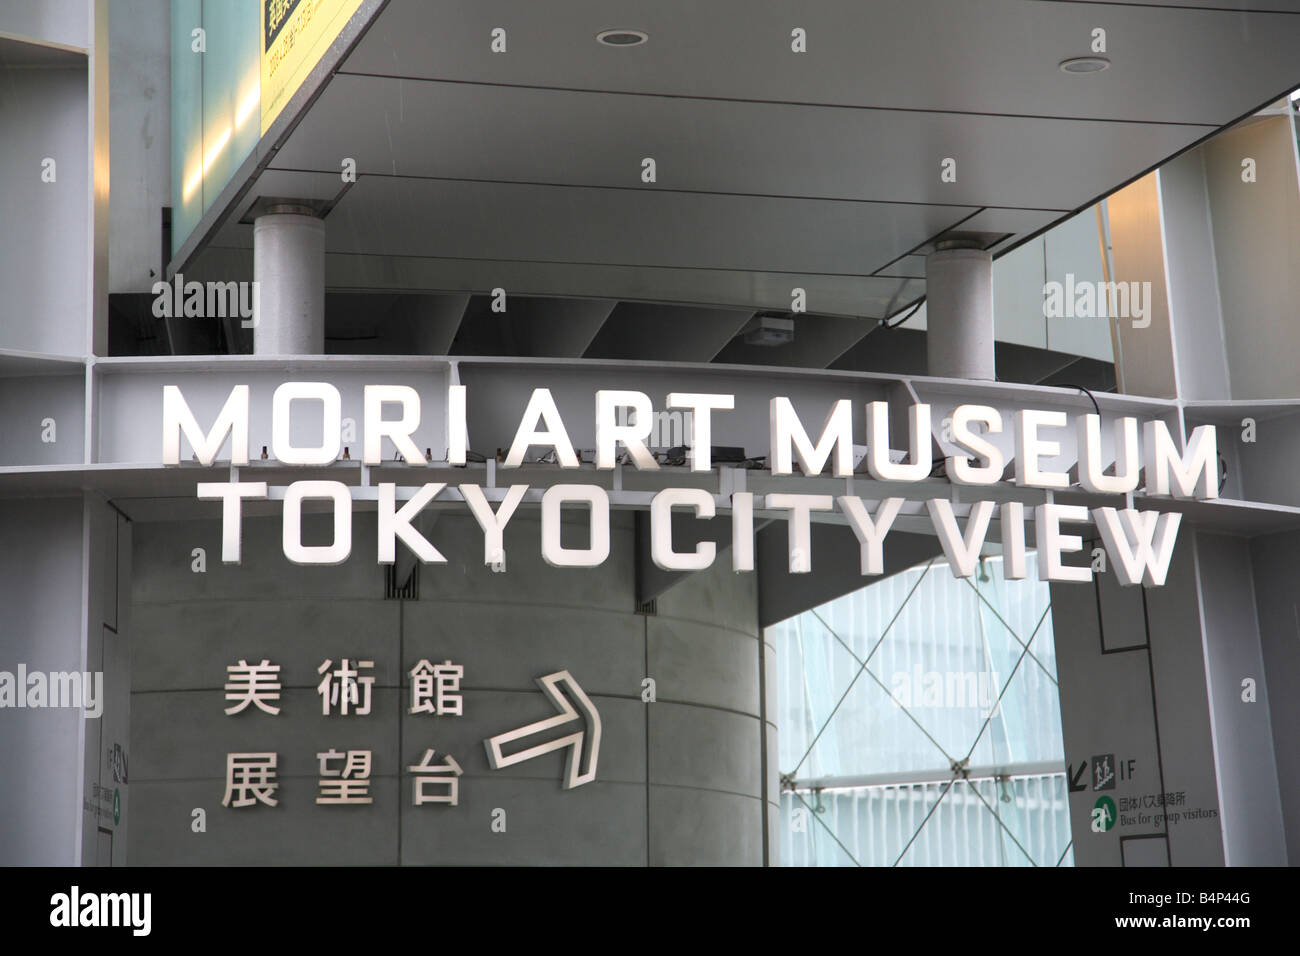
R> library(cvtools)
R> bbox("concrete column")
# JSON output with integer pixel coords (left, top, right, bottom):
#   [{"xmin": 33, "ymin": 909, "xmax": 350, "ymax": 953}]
[
  {"xmin": 924, "ymin": 241, "xmax": 995, "ymax": 380},
  {"xmin": 252, "ymin": 206, "xmax": 325, "ymax": 355}
]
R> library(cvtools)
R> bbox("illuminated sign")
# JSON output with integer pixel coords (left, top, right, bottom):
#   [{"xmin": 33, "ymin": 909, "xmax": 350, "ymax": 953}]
[
  {"xmin": 260, "ymin": 0, "xmax": 364, "ymax": 135},
  {"xmin": 162, "ymin": 383, "xmax": 1219, "ymax": 586}
]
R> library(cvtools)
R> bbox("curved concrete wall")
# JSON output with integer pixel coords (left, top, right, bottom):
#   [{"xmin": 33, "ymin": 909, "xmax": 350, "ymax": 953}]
[{"xmin": 127, "ymin": 508, "xmax": 770, "ymax": 865}]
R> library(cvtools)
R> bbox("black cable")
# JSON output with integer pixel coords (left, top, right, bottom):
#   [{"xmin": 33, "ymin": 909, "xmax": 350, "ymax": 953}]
[
  {"xmin": 1056, "ymin": 382, "xmax": 1231, "ymax": 490},
  {"xmin": 882, "ymin": 298, "xmax": 926, "ymax": 330},
  {"xmin": 1057, "ymin": 382, "xmax": 1101, "ymax": 416}
]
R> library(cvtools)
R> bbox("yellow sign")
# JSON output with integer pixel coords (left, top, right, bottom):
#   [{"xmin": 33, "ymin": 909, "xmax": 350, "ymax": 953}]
[{"xmin": 260, "ymin": 0, "xmax": 364, "ymax": 135}]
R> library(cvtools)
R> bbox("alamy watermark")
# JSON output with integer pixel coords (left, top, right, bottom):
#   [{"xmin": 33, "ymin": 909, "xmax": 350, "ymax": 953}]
[
  {"xmin": 151, "ymin": 273, "xmax": 258, "ymax": 328},
  {"xmin": 0, "ymin": 664, "xmax": 103, "ymax": 718},
  {"xmin": 615, "ymin": 406, "xmax": 695, "ymax": 451},
  {"xmin": 50, "ymin": 886, "xmax": 150, "ymax": 936},
  {"xmin": 1043, "ymin": 273, "xmax": 1150, "ymax": 329},
  {"xmin": 889, "ymin": 667, "xmax": 1001, "ymax": 716}
]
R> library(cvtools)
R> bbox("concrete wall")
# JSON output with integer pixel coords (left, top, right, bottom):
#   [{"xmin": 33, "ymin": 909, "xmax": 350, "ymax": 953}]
[
  {"xmin": 1043, "ymin": 208, "xmax": 1114, "ymax": 363},
  {"xmin": 1107, "ymin": 173, "xmax": 1178, "ymax": 399},
  {"xmin": 1234, "ymin": 410, "xmax": 1300, "ymax": 510},
  {"xmin": 1248, "ymin": 530, "xmax": 1300, "ymax": 865},
  {"xmin": 127, "ymin": 507, "xmax": 767, "ymax": 865},
  {"xmin": 0, "ymin": 498, "xmax": 88, "ymax": 864},
  {"xmin": 1158, "ymin": 149, "xmax": 1232, "ymax": 401},
  {"xmin": 1204, "ymin": 115, "xmax": 1300, "ymax": 401},
  {"xmin": 108, "ymin": 0, "xmax": 171, "ymax": 294},
  {"xmin": 77, "ymin": 498, "xmax": 132, "ymax": 865},
  {"xmin": 0, "ymin": 374, "xmax": 86, "ymax": 467},
  {"xmin": 1194, "ymin": 534, "xmax": 1286, "ymax": 865},
  {"xmin": 0, "ymin": 59, "xmax": 89, "ymax": 357},
  {"xmin": 0, "ymin": 0, "xmax": 89, "ymax": 50},
  {"xmin": 1095, "ymin": 113, "xmax": 1300, "ymax": 403},
  {"xmin": 1051, "ymin": 533, "xmax": 1225, "ymax": 866}
]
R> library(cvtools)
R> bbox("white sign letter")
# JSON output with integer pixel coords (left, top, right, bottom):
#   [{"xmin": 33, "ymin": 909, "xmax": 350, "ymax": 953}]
[
  {"xmin": 867, "ymin": 402, "xmax": 932, "ymax": 482},
  {"xmin": 596, "ymin": 391, "xmax": 658, "ymax": 470},
  {"xmin": 946, "ymin": 405, "xmax": 1004, "ymax": 485},
  {"xmin": 540, "ymin": 485, "xmax": 610, "ymax": 567},
  {"xmin": 461, "ymin": 484, "xmax": 528, "ymax": 565},
  {"xmin": 1002, "ymin": 501, "xmax": 1028, "ymax": 580},
  {"xmin": 364, "ymin": 385, "xmax": 424, "ymax": 465},
  {"xmin": 837, "ymin": 496, "xmax": 904, "ymax": 575},
  {"xmin": 1078, "ymin": 415, "xmax": 1140, "ymax": 494},
  {"xmin": 766, "ymin": 493, "xmax": 834, "ymax": 572},
  {"xmin": 378, "ymin": 483, "xmax": 446, "ymax": 564},
  {"xmin": 1143, "ymin": 421, "xmax": 1218, "ymax": 499},
  {"xmin": 769, "ymin": 398, "xmax": 853, "ymax": 477},
  {"xmin": 1035, "ymin": 503, "xmax": 1092, "ymax": 582},
  {"xmin": 447, "ymin": 384, "xmax": 467, "ymax": 466},
  {"xmin": 163, "ymin": 384, "xmax": 249, "ymax": 465},
  {"xmin": 731, "ymin": 491, "xmax": 754, "ymax": 572},
  {"xmin": 1016, "ymin": 410, "xmax": 1070, "ymax": 489},
  {"xmin": 650, "ymin": 488, "xmax": 717, "ymax": 571},
  {"xmin": 926, "ymin": 499, "xmax": 996, "ymax": 579},
  {"xmin": 504, "ymin": 389, "xmax": 579, "ymax": 469},
  {"xmin": 283, "ymin": 480, "xmax": 352, "ymax": 564},
  {"xmin": 1093, "ymin": 507, "xmax": 1182, "ymax": 587},
  {"xmin": 667, "ymin": 393, "xmax": 734, "ymax": 471},
  {"xmin": 196, "ymin": 481, "xmax": 267, "ymax": 562},
  {"xmin": 273, "ymin": 383, "xmax": 341, "ymax": 465}
]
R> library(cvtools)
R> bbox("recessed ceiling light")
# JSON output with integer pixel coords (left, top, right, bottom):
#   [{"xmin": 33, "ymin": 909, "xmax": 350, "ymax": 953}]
[
  {"xmin": 597, "ymin": 29, "xmax": 647, "ymax": 47},
  {"xmin": 1059, "ymin": 56, "xmax": 1110, "ymax": 74}
]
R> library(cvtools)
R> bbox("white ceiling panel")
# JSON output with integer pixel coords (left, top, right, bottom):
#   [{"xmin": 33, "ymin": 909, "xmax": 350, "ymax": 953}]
[
  {"xmin": 178, "ymin": 0, "xmax": 1300, "ymax": 327},
  {"xmin": 1065, "ymin": 1, "xmax": 1299, "ymax": 9},
  {"xmin": 269, "ymin": 73, "xmax": 1211, "ymax": 210},
  {"xmin": 341, "ymin": 0, "xmax": 1300, "ymax": 125},
  {"xmin": 321, "ymin": 175, "xmax": 975, "ymax": 275},
  {"xmin": 313, "ymin": 252, "xmax": 925, "ymax": 319}
]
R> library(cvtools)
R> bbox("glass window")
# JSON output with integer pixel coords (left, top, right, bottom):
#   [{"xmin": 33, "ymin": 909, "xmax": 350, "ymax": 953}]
[{"xmin": 769, "ymin": 550, "xmax": 1073, "ymax": 866}]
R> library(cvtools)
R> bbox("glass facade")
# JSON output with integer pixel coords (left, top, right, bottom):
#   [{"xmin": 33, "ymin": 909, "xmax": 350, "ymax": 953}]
[
  {"xmin": 770, "ymin": 551, "xmax": 1073, "ymax": 866},
  {"xmin": 171, "ymin": 0, "xmax": 261, "ymax": 255}
]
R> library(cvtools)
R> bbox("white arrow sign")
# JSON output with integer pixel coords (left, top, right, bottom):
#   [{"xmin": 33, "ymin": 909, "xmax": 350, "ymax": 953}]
[{"xmin": 484, "ymin": 671, "xmax": 601, "ymax": 789}]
